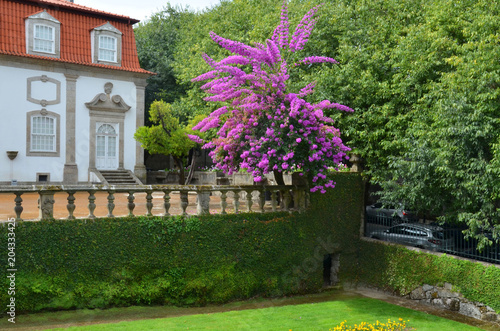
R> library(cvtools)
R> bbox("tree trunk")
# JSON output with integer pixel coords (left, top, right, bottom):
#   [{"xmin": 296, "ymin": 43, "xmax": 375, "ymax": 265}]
[
  {"xmin": 273, "ymin": 170, "xmax": 285, "ymax": 186},
  {"xmin": 184, "ymin": 149, "xmax": 196, "ymax": 185},
  {"xmin": 173, "ymin": 156, "xmax": 185, "ymax": 185}
]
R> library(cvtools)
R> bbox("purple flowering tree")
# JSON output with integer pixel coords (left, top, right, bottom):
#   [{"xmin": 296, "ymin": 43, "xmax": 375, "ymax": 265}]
[{"xmin": 190, "ymin": 1, "xmax": 353, "ymax": 193}]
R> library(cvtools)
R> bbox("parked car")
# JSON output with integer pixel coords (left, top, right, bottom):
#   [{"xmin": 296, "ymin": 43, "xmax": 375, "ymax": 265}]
[
  {"xmin": 369, "ymin": 223, "xmax": 455, "ymax": 251},
  {"xmin": 365, "ymin": 202, "xmax": 417, "ymax": 226}
]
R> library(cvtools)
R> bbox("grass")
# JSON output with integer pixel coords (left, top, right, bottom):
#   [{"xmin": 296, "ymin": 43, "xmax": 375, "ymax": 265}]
[{"xmin": 45, "ymin": 297, "xmax": 484, "ymax": 331}]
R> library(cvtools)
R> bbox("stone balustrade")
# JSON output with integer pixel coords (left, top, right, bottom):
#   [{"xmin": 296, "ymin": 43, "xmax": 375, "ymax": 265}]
[{"xmin": 0, "ymin": 184, "xmax": 309, "ymax": 221}]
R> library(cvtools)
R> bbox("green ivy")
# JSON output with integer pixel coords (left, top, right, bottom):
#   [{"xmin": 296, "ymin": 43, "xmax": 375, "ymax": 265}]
[{"xmin": 2, "ymin": 173, "xmax": 498, "ymax": 314}]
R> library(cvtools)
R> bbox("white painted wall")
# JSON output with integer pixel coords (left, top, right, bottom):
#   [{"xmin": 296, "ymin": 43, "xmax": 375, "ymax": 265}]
[
  {"xmin": 0, "ymin": 65, "xmax": 67, "ymax": 183},
  {"xmin": 0, "ymin": 64, "xmax": 138, "ymax": 184}
]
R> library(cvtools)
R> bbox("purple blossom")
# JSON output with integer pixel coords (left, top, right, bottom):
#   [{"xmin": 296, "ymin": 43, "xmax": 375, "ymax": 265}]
[
  {"xmin": 192, "ymin": 0, "xmax": 353, "ymax": 193},
  {"xmin": 187, "ymin": 134, "xmax": 204, "ymax": 144}
]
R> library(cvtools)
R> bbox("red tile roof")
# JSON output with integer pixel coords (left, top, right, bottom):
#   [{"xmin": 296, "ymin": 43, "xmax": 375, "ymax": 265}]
[{"xmin": 0, "ymin": 0, "xmax": 152, "ymax": 74}]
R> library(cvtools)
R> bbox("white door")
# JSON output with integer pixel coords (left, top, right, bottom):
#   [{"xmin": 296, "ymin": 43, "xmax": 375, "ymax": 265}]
[{"xmin": 96, "ymin": 123, "xmax": 118, "ymax": 170}]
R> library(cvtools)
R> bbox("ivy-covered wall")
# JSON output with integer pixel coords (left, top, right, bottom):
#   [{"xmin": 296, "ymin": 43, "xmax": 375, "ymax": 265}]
[
  {"xmin": 349, "ymin": 240, "xmax": 500, "ymax": 312},
  {"xmin": 0, "ymin": 173, "xmax": 364, "ymax": 313},
  {"xmin": 2, "ymin": 172, "xmax": 500, "ymax": 314}
]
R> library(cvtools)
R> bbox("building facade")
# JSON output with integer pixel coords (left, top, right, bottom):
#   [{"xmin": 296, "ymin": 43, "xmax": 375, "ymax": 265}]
[{"xmin": 0, "ymin": 0, "xmax": 152, "ymax": 185}]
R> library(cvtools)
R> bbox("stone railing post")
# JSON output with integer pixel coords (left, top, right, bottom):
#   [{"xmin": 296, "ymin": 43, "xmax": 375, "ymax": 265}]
[
  {"xmin": 196, "ymin": 189, "xmax": 211, "ymax": 215},
  {"xmin": 180, "ymin": 191, "xmax": 189, "ymax": 216},
  {"xmin": 14, "ymin": 193, "xmax": 23, "ymax": 221},
  {"xmin": 38, "ymin": 190, "xmax": 55, "ymax": 220},
  {"xmin": 66, "ymin": 191, "xmax": 76, "ymax": 220}
]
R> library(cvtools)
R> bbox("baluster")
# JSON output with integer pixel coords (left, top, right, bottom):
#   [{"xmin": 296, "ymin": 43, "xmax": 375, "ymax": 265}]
[
  {"xmin": 197, "ymin": 190, "xmax": 210, "ymax": 215},
  {"xmin": 14, "ymin": 193, "xmax": 23, "ymax": 221},
  {"xmin": 283, "ymin": 190, "xmax": 291, "ymax": 212},
  {"xmin": 107, "ymin": 190, "xmax": 115, "ymax": 218},
  {"xmin": 163, "ymin": 190, "xmax": 171, "ymax": 216},
  {"xmin": 246, "ymin": 190, "xmax": 253, "ymax": 212},
  {"xmin": 271, "ymin": 191, "xmax": 277, "ymax": 212},
  {"xmin": 66, "ymin": 191, "xmax": 76, "ymax": 220},
  {"xmin": 220, "ymin": 191, "xmax": 227, "ymax": 215},
  {"xmin": 127, "ymin": 191, "xmax": 135, "ymax": 217},
  {"xmin": 258, "ymin": 189, "xmax": 265, "ymax": 213},
  {"xmin": 87, "ymin": 190, "xmax": 96, "ymax": 219},
  {"xmin": 146, "ymin": 190, "xmax": 153, "ymax": 216},
  {"xmin": 233, "ymin": 190, "xmax": 240, "ymax": 214},
  {"xmin": 180, "ymin": 191, "xmax": 188, "ymax": 216}
]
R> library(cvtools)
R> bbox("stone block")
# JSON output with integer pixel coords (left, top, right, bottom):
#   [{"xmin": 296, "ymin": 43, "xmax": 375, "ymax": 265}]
[
  {"xmin": 444, "ymin": 282, "xmax": 453, "ymax": 290},
  {"xmin": 410, "ymin": 287, "xmax": 426, "ymax": 300},
  {"xmin": 422, "ymin": 284, "xmax": 434, "ymax": 292},
  {"xmin": 459, "ymin": 302, "xmax": 482, "ymax": 320},
  {"xmin": 438, "ymin": 289, "xmax": 459, "ymax": 298},
  {"xmin": 431, "ymin": 298, "xmax": 445, "ymax": 309},
  {"xmin": 445, "ymin": 298, "xmax": 460, "ymax": 311}
]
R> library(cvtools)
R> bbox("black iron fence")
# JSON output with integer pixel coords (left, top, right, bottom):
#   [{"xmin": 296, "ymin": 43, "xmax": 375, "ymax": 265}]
[{"xmin": 364, "ymin": 214, "xmax": 500, "ymax": 265}]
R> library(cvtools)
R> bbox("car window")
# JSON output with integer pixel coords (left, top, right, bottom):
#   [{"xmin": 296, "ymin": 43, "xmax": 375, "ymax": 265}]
[
  {"xmin": 406, "ymin": 227, "xmax": 427, "ymax": 237},
  {"xmin": 389, "ymin": 226, "xmax": 404, "ymax": 234}
]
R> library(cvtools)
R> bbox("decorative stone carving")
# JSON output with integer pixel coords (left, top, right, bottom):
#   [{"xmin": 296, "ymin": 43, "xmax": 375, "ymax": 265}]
[
  {"xmin": 27, "ymin": 75, "xmax": 61, "ymax": 106},
  {"xmin": 85, "ymin": 82, "xmax": 131, "ymax": 113},
  {"xmin": 38, "ymin": 191, "xmax": 55, "ymax": 220}
]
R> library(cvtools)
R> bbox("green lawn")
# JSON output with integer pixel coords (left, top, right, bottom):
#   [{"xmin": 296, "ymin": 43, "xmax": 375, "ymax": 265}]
[{"xmin": 51, "ymin": 298, "xmax": 483, "ymax": 331}]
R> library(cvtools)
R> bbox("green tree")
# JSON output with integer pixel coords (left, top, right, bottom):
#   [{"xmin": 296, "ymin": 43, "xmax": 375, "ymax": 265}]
[
  {"xmin": 134, "ymin": 5, "xmax": 195, "ymax": 110},
  {"xmin": 134, "ymin": 101, "xmax": 202, "ymax": 184}
]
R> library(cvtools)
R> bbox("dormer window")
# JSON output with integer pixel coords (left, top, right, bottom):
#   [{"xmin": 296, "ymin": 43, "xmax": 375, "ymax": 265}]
[
  {"xmin": 91, "ymin": 22, "xmax": 122, "ymax": 66},
  {"xmin": 25, "ymin": 10, "xmax": 60, "ymax": 58}
]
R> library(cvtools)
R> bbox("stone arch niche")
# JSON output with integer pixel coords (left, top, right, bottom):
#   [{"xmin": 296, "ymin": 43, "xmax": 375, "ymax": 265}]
[{"xmin": 85, "ymin": 82, "xmax": 131, "ymax": 172}]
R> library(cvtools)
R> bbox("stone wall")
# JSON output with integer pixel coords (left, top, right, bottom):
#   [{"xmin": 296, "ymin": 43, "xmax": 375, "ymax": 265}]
[{"xmin": 408, "ymin": 283, "xmax": 500, "ymax": 323}]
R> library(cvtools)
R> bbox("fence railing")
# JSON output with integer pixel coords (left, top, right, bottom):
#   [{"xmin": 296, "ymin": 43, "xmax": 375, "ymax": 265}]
[
  {"xmin": 0, "ymin": 184, "xmax": 309, "ymax": 221},
  {"xmin": 364, "ymin": 214, "xmax": 500, "ymax": 265}
]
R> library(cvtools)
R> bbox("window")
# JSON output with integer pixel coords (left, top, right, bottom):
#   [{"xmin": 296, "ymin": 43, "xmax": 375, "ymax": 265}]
[
  {"xmin": 26, "ymin": 110, "xmax": 60, "ymax": 157},
  {"xmin": 31, "ymin": 116, "xmax": 56, "ymax": 152},
  {"xmin": 25, "ymin": 11, "xmax": 60, "ymax": 58},
  {"xmin": 34, "ymin": 24, "xmax": 54, "ymax": 53},
  {"xmin": 98, "ymin": 36, "xmax": 117, "ymax": 62},
  {"xmin": 91, "ymin": 22, "xmax": 122, "ymax": 66}
]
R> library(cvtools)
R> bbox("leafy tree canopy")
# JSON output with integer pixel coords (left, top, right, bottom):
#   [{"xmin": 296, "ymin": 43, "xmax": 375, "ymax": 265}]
[
  {"xmin": 135, "ymin": 0, "xmax": 499, "ymax": 244},
  {"xmin": 134, "ymin": 101, "xmax": 203, "ymax": 184}
]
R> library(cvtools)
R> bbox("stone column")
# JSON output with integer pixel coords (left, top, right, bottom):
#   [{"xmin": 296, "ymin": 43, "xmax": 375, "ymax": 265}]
[
  {"xmin": 63, "ymin": 73, "xmax": 79, "ymax": 184},
  {"xmin": 134, "ymin": 80, "xmax": 147, "ymax": 183}
]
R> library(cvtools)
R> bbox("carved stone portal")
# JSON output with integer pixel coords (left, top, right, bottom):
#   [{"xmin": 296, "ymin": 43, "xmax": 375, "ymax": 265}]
[{"xmin": 85, "ymin": 82, "xmax": 131, "ymax": 113}]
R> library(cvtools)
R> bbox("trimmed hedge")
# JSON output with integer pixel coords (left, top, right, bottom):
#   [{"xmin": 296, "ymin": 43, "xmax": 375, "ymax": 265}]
[
  {"xmin": 0, "ymin": 173, "xmax": 364, "ymax": 313},
  {"xmin": 2, "ymin": 172, "xmax": 500, "ymax": 314},
  {"xmin": 349, "ymin": 240, "xmax": 500, "ymax": 312}
]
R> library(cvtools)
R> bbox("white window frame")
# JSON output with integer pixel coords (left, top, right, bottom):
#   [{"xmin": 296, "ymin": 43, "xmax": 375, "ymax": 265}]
[
  {"xmin": 26, "ymin": 110, "xmax": 60, "ymax": 157},
  {"xmin": 25, "ymin": 10, "xmax": 60, "ymax": 58},
  {"xmin": 91, "ymin": 22, "xmax": 122, "ymax": 66},
  {"xmin": 98, "ymin": 35, "xmax": 117, "ymax": 62},
  {"xmin": 31, "ymin": 115, "xmax": 56, "ymax": 152},
  {"xmin": 33, "ymin": 24, "xmax": 55, "ymax": 54}
]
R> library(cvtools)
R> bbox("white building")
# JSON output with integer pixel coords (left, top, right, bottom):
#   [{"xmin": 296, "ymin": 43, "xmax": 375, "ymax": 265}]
[{"xmin": 0, "ymin": 0, "xmax": 152, "ymax": 185}]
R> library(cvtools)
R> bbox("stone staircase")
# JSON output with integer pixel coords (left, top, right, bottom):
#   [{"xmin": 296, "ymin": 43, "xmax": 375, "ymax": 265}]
[{"xmin": 99, "ymin": 170, "xmax": 142, "ymax": 185}]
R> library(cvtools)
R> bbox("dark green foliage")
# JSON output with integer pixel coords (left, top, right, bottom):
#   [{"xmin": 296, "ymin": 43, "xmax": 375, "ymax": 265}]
[
  {"xmin": 2, "ymin": 173, "xmax": 499, "ymax": 315},
  {"xmin": 0, "ymin": 174, "xmax": 364, "ymax": 313},
  {"xmin": 349, "ymin": 241, "xmax": 500, "ymax": 311}
]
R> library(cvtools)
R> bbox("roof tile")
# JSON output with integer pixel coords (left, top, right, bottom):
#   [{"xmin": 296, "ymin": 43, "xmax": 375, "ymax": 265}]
[{"xmin": 0, "ymin": 0, "xmax": 152, "ymax": 74}]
